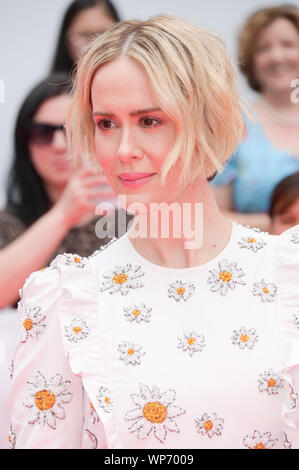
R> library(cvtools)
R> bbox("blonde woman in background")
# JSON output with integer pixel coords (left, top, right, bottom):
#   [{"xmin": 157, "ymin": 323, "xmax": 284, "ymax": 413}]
[
  {"xmin": 10, "ymin": 15, "xmax": 299, "ymax": 449},
  {"xmin": 211, "ymin": 5, "xmax": 299, "ymax": 232}
]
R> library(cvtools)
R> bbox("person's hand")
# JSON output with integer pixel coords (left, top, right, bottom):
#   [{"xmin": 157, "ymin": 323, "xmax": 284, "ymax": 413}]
[{"xmin": 53, "ymin": 167, "xmax": 116, "ymax": 229}]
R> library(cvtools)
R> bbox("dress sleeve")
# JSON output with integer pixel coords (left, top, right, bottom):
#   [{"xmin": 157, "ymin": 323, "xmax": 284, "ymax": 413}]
[
  {"xmin": 277, "ymin": 225, "xmax": 299, "ymax": 448},
  {"xmin": 9, "ymin": 259, "xmax": 84, "ymax": 449},
  {"xmin": 209, "ymin": 151, "xmax": 238, "ymax": 187}
]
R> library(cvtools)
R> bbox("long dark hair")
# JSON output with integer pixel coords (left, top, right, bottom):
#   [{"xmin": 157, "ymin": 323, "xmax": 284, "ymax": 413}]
[
  {"xmin": 51, "ymin": 0, "xmax": 120, "ymax": 75},
  {"xmin": 6, "ymin": 73, "xmax": 72, "ymax": 227},
  {"xmin": 269, "ymin": 172, "xmax": 299, "ymax": 218}
]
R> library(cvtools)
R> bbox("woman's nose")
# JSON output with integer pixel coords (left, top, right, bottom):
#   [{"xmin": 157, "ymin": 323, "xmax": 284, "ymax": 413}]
[{"xmin": 116, "ymin": 128, "xmax": 143, "ymax": 163}]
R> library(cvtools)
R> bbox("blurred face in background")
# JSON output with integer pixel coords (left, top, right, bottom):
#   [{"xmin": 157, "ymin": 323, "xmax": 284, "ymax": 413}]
[
  {"xmin": 66, "ymin": 5, "xmax": 116, "ymax": 62},
  {"xmin": 28, "ymin": 94, "xmax": 72, "ymax": 195},
  {"xmin": 253, "ymin": 17, "xmax": 299, "ymax": 94},
  {"xmin": 270, "ymin": 197, "xmax": 299, "ymax": 234}
]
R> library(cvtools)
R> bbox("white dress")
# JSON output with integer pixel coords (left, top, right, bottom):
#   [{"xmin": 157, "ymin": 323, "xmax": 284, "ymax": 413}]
[{"xmin": 9, "ymin": 221, "xmax": 299, "ymax": 449}]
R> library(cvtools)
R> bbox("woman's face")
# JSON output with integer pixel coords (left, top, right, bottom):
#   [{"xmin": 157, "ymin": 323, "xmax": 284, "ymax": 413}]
[
  {"xmin": 29, "ymin": 94, "xmax": 72, "ymax": 191},
  {"xmin": 91, "ymin": 57, "xmax": 183, "ymax": 211},
  {"xmin": 253, "ymin": 17, "xmax": 299, "ymax": 94},
  {"xmin": 270, "ymin": 197, "xmax": 299, "ymax": 235},
  {"xmin": 66, "ymin": 6, "xmax": 116, "ymax": 62}
]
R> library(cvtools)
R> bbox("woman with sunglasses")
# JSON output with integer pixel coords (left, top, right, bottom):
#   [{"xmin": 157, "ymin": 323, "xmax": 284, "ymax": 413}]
[
  {"xmin": 10, "ymin": 17, "xmax": 299, "ymax": 449},
  {"xmin": 0, "ymin": 73, "xmax": 121, "ymax": 309}
]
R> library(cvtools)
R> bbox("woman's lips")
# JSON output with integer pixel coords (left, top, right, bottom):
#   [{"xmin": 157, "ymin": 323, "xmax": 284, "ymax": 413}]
[{"xmin": 118, "ymin": 173, "xmax": 156, "ymax": 188}]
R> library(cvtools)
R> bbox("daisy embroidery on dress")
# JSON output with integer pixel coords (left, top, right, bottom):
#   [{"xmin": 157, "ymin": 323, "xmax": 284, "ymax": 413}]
[
  {"xmin": 18, "ymin": 305, "xmax": 46, "ymax": 343},
  {"xmin": 23, "ymin": 371, "xmax": 73, "ymax": 429},
  {"xmin": 252, "ymin": 279, "xmax": 277, "ymax": 303},
  {"xmin": 243, "ymin": 430, "xmax": 278, "ymax": 449},
  {"xmin": 286, "ymin": 384, "xmax": 298, "ymax": 410},
  {"xmin": 123, "ymin": 303, "xmax": 152, "ymax": 323},
  {"xmin": 97, "ymin": 386, "xmax": 113, "ymax": 413},
  {"xmin": 195, "ymin": 412, "xmax": 224, "ymax": 438},
  {"xmin": 167, "ymin": 281, "xmax": 195, "ymax": 302},
  {"xmin": 125, "ymin": 383, "xmax": 186, "ymax": 444},
  {"xmin": 177, "ymin": 331, "xmax": 206, "ymax": 356},
  {"xmin": 282, "ymin": 433, "xmax": 292, "ymax": 449},
  {"xmin": 293, "ymin": 312, "xmax": 299, "ymax": 330},
  {"xmin": 85, "ymin": 429, "xmax": 98, "ymax": 449},
  {"xmin": 89, "ymin": 402, "xmax": 100, "ymax": 424},
  {"xmin": 99, "ymin": 264, "xmax": 145, "ymax": 296},
  {"xmin": 8, "ymin": 359, "xmax": 14, "ymax": 380},
  {"xmin": 207, "ymin": 260, "xmax": 246, "ymax": 296},
  {"xmin": 8, "ymin": 424, "xmax": 16, "ymax": 449},
  {"xmin": 64, "ymin": 318, "xmax": 90, "ymax": 343},
  {"xmin": 291, "ymin": 232, "xmax": 299, "ymax": 244},
  {"xmin": 50, "ymin": 253, "xmax": 88, "ymax": 269},
  {"xmin": 118, "ymin": 341, "xmax": 145, "ymax": 366},
  {"xmin": 258, "ymin": 369, "xmax": 284, "ymax": 395},
  {"xmin": 238, "ymin": 236, "xmax": 266, "ymax": 252},
  {"xmin": 231, "ymin": 327, "xmax": 258, "ymax": 350}
]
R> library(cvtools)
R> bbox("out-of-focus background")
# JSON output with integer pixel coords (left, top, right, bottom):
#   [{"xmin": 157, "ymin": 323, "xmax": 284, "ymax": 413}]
[{"xmin": 0, "ymin": 0, "xmax": 298, "ymax": 207}]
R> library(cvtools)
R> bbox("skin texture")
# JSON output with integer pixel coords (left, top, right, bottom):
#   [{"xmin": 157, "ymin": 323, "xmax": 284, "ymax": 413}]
[
  {"xmin": 29, "ymin": 95, "xmax": 73, "ymax": 203},
  {"xmin": 91, "ymin": 56, "xmax": 232, "ymax": 268},
  {"xmin": 66, "ymin": 5, "xmax": 115, "ymax": 61},
  {"xmin": 270, "ymin": 198, "xmax": 299, "ymax": 235}
]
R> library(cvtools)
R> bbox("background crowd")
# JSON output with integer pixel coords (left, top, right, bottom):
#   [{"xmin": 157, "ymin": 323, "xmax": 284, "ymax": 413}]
[{"xmin": 0, "ymin": 0, "xmax": 299, "ymax": 449}]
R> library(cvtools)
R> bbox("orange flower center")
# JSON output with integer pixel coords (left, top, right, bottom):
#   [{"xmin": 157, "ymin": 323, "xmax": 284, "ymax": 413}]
[
  {"xmin": 90, "ymin": 402, "xmax": 95, "ymax": 411},
  {"xmin": 263, "ymin": 287, "xmax": 269, "ymax": 294},
  {"xmin": 73, "ymin": 326, "xmax": 82, "ymax": 334},
  {"xmin": 188, "ymin": 337, "xmax": 196, "ymax": 345},
  {"xmin": 203, "ymin": 420, "xmax": 213, "ymax": 431},
  {"xmin": 34, "ymin": 389, "xmax": 56, "ymax": 411},
  {"xmin": 240, "ymin": 334, "xmax": 249, "ymax": 343},
  {"xmin": 113, "ymin": 273, "xmax": 128, "ymax": 284},
  {"xmin": 177, "ymin": 287, "xmax": 185, "ymax": 295},
  {"xmin": 105, "ymin": 396, "xmax": 110, "ymax": 404},
  {"xmin": 40, "ymin": 268, "xmax": 47, "ymax": 271},
  {"xmin": 268, "ymin": 378, "xmax": 276, "ymax": 388},
  {"xmin": 254, "ymin": 442, "xmax": 266, "ymax": 449},
  {"xmin": 219, "ymin": 271, "xmax": 232, "ymax": 282},
  {"xmin": 132, "ymin": 309, "xmax": 141, "ymax": 317},
  {"xmin": 248, "ymin": 237, "xmax": 256, "ymax": 243},
  {"xmin": 23, "ymin": 318, "xmax": 33, "ymax": 331},
  {"xmin": 143, "ymin": 401, "xmax": 167, "ymax": 423},
  {"xmin": 74, "ymin": 256, "xmax": 81, "ymax": 263},
  {"xmin": 127, "ymin": 348, "xmax": 135, "ymax": 356}
]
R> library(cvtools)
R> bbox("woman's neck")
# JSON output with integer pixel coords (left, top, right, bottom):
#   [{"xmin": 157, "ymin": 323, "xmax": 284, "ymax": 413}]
[
  {"xmin": 128, "ymin": 177, "xmax": 232, "ymax": 269},
  {"xmin": 261, "ymin": 89, "xmax": 299, "ymax": 115}
]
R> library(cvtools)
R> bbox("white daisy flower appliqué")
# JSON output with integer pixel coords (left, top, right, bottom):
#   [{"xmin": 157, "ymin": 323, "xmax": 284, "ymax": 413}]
[
  {"xmin": 23, "ymin": 371, "xmax": 73, "ymax": 429},
  {"xmin": 291, "ymin": 232, "xmax": 299, "ymax": 244},
  {"xmin": 125, "ymin": 384, "xmax": 186, "ymax": 444},
  {"xmin": 231, "ymin": 327, "xmax": 258, "ymax": 350},
  {"xmin": 207, "ymin": 259, "xmax": 246, "ymax": 296},
  {"xmin": 123, "ymin": 303, "xmax": 152, "ymax": 323},
  {"xmin": 118, "ymin": 341, "xmax": 145, "ymax": 366},
  {"xmin": 252, "ymin": 279, "xmax": 277, "ymax": 303},
  {"xmin": 238, "ymin": 236, "xmax": 266, "ymax": 252},
  {"xmin": 168, "ymin": 281, "xmax": 195, "ymax": 302},
  {"xmin": 18, "ymin": 305, "xmax": 46, "ymax": 343},
  {"xmin": 177, "ymin": 331, "xmax": 206, "ymax": 357},
  {"xmin": 258, "ymin": 369, "xmax": 284, "ymax": 395},
  {"xmin": 64, "ymin": 318, "xmax": 90, "ymax": 343},
  {"xmin": 97, "ymin": 386, "xmax": 113, "ymax": 413},
  {"xmin": 50, "ymin": 253, "xmax": 88, "ymax": 269},
  {"xmin": 195, "ymin": 412, "xmax": 224, "ymax": 438},
  {"xmin": 243, "ymin": 430, "xmax": 278, "ymax": 449},
  {"xmin": 8, "ymin": 424, "xmax": 16, "ymax": 449},
  {"xmin": 99, "ymin": 264, "xmax": 144, "ymax": 296}
]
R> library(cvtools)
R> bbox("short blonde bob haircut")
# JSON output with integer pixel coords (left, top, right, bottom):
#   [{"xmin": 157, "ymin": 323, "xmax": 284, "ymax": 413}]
[
  {"xmin": 238, "ymin": 5, "xmax": 299, "ymax": 92},
  {"xmin": 67, "ymin": 14, "xmax": 245, "ymax": 185}
]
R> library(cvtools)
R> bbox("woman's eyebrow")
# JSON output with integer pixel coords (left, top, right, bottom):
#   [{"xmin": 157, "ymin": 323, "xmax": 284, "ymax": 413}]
[{"xmin": 93, "ymin": 107, "xmax": 161, "ymax": 117}]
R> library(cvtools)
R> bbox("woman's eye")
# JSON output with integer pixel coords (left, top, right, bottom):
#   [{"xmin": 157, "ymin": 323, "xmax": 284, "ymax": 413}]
[
  {"xmin": 141, "ymin": 117, "xmax": 161, "ymax": 128},
  {"xmin": 97, "ymin": 120, "xmax": 117, "ymax": 131}
]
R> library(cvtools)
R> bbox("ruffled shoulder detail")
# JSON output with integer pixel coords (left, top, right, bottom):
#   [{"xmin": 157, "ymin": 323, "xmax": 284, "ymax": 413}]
[
  {"xmin": 276, "ymin": 224, "xmax": 299, "ymax": 448},
  {"xmin": 55, "ymin": 248, "xmax": 123, "ymax": 448}
]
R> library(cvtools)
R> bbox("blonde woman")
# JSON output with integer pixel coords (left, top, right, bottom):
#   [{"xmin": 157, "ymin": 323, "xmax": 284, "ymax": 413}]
[{"xmin": 10, "ymin": 15, "xmax": 299, "ymax": 449}]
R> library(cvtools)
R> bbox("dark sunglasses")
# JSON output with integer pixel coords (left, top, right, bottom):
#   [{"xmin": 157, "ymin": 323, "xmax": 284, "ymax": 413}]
[{"xmin": 27, "ymin": 122, "xmax": 66, "ymax": 145}]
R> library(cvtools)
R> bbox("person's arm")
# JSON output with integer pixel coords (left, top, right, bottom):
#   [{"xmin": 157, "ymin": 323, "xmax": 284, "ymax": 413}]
[
  {"xmin": 212, "ymin": 183, "xmax": 271, "ymax": 232},
  {"xmin": 0, "ymin": 167, "xmax": 109, "ymax": 308}
]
